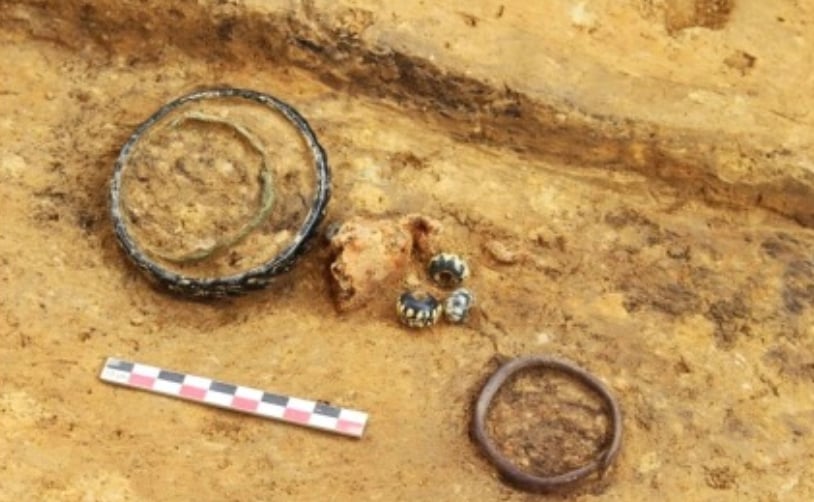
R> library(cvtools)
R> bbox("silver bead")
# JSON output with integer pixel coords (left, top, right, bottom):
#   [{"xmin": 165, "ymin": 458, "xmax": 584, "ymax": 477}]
[{"xmin": 444, "ymin": 288, "xmax": 475, "ymax": 323}]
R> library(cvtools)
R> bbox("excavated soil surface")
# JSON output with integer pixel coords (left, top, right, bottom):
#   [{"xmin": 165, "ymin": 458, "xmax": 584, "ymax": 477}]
[{"xmin": 1, "ymin": 1, "xmax": 813, "ymax": 500}]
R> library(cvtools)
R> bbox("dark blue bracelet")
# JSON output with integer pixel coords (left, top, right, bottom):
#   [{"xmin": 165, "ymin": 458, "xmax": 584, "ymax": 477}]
[{"xmin": 109, "ymin": 88, "xmax": 331, "ymax": 298}]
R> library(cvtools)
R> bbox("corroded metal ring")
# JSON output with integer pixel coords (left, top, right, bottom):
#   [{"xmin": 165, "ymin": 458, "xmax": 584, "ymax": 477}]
[
  {"xmin": 109, "ymin": 88, "xmax": 331, "ymax": 298},
  {"xmin": 472, "ymin": 355, "xmax": 623, "ymax": 492}
]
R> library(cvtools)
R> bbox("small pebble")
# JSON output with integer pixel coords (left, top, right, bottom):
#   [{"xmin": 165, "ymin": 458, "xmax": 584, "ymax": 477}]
[{"xmin": 483, "ymin": 240, "xmax": 520, "ymax": 264}]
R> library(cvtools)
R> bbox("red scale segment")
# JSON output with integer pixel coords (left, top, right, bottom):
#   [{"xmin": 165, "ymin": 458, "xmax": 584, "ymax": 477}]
[
  {"xmin": 180, "ymin": 385, "xmax": 207, "ymax": 400},
  {"xmin": 283, "ymin": 408, "xmax": 312, "ymax": 424},
  {"xmin": 231, "ymin": 396, "xmax": 260, "ymax": 412},
  {"xmin": 337, "ymin": 420, "xmax": 364, "ymax": 434},
  {"xmin": 129, "ymin": 374, "xmax": 156, "ymax": 388}
]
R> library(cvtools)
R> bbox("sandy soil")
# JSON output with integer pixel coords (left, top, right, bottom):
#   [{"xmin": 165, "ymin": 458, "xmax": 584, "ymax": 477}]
[{"xmin": 1, "ymin": 1, "xmax": 813, "ymax": 501}]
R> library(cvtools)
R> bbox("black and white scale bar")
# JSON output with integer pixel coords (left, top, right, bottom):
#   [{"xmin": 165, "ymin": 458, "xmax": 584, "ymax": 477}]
[{"xmin": 99, "ymin": 357, "xmax": 368, "ymax": 438}]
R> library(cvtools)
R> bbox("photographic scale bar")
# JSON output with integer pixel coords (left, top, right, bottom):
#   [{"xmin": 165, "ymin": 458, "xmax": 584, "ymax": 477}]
[{"xmin": 99, "ymin": 357, "xmax": 368, "ymax": 438}]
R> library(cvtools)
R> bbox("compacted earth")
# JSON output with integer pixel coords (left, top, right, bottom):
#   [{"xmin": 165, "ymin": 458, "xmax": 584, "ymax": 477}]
[{"xmin": 1, "ymin": 1, "xmax": 813, "ymax": 500}]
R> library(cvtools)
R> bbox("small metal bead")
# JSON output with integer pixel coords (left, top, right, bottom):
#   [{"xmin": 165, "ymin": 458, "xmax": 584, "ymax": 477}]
[
  {"xmin": 397, "ymin": 291, "xmax": 442, "ymax": 328},
  {"xmin": 444, "ymin": 288, "xmax": 475, "ymax": 323},
  {"xmin": 428, "ymin": 253, "xmax": 470, "ymax": 288}
]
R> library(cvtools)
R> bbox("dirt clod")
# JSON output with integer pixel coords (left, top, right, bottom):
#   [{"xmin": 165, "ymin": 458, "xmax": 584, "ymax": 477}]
[{"xmin": 328, "ymin": 214, "xmax": 441, "ymax": 311}]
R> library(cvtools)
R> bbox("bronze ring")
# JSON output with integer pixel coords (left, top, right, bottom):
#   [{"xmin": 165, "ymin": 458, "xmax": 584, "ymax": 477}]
[{"xmin": 472, "ymin": 355, "xmax": 623, "ymax": 492}]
